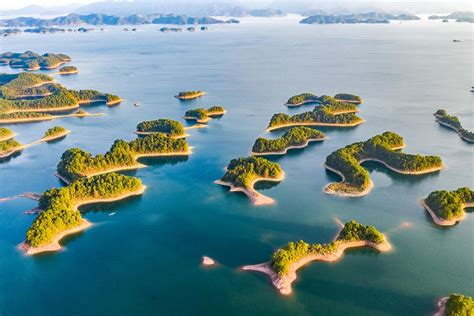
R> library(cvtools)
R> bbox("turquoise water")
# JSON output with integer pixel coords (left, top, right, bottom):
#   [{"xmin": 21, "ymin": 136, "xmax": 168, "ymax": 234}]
[{"xmin": 0, "ymin": 16, "xmax": 473, "ymax": 315}]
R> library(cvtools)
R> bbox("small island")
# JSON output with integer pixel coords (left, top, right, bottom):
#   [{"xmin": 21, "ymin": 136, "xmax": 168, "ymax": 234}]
[
  {"xmin": 434, "ymin": 109, "xmax": 474, "ymax": 143},
  {"xmin": 41, "ymin": 126, "xmax": 70, "ymax": 141},
  {"xmin": 0, "ymin": 127, "xmax": 15, "ymax": 142},
  {"xmin": 333, "ymin": 93, "xmax": 362, "ymax": 104},
  {"xmin": 135, "ymin": 119, "xmax": 187, "ymax": 138},
  {"xmin": 57, "ymin": 133, "xmax": 190, "ymax": 183},
  {"xmin": 420, "ymin": 187, "xmax": 473, "ymax": 226},
  {"xmin": 324, "ymin": 132, "xmax": 443, "ymax": 197},
  {"xmin": 174, "ymin": 91, "xmax": 206, "ymax": 100},
  {"xmin": 19, "ymin": 173, "xmax": 146, "ymax": 255},
  {"xmin": 285, "ymin": 93, "xmax": 362, "ymax": 107},
  {"xmin": 285, "ymin": 93, "xmax": 321, "ymax": 107},
  {"xmin": 0, "ymin": 51, "xmax": 71, "ymax": 70},
  {"xmin": 215, "ymin": 156, "xmax": 284, "ymax": 205},
  {"xmin": 300, "ymin": 12, "xmax": 419, "ymax": 24},
  {"xmin": 242, "ymin": 220, "xmax": 391, "ymax": 295},
  {"xmin": 183, "ymin": 106, "xmax": 225, "ymax": 123},
  {"xmin": 59, "ymin": 66, "xmax": 78, "ymax": 75},
  {"xmin": 0, "ymin": 137, "xmax": 23, "ymax": 159},
  {"xmin": 435, "ymin": 294, "xmax": 474, "ymax": 316},
  {"xmin": 252, "ymin": 126, "xmax": 325, "ymax": 155}
]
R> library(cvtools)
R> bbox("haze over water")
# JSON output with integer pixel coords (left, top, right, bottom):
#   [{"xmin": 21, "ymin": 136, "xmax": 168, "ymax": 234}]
[{"xmin": 0, "ymin": 15, "xmax": 472, "ymax": 315}]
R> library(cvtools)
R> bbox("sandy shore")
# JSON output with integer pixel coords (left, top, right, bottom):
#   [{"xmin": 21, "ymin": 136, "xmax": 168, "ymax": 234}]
[
  {"xmin": 0, "ymin": 112, "xmax": 104, "ymax": 124},
  {"xmin": 433, "ymin": 297, "xmax": 449, "ymax": 316},
  {"xmin": 202, "ymin": 256, "xmax": 216, "ymax": 266},
  {"xmin": 40, "ymin": 130, "xmax": 71, "ymax": 142},
  {"xmin": 0, "ymin": 132, "xmax": 16, "ymax": 142},
  {"xmin": 323, "ymin": 163, "xmax": 374, "ymax": 197},
  {"xmin": 0, "ymin": 130, "xmax": 70, "ymax": 159},
  {"xmin": 59, "ymin": 70, "xmax": 79, "ymax": 75},
  {"xmin": 334, "ymin": 99, "xmax": 362, "ymax": 104},
  {"xmin": 215, "ymin": 172, "xmax": 285, "ymax": 206},
  {"xmin": 174, "ymin": 92, "xmax": 207, "ymax": 100},
  {"xmin": 251, "ymin": 137, "xmax": 326, "ymax": 156},
  {"xmin": 4, "ymin": 104, "xmax": 80, "ymax": 114},
  {"xmin": 265, "ymin": 120, "xmax": 364, "ymax": 132},
  {"xmin": 419, "ymin": 199, "xmax": 472, "ymax": 226},
  {"xmin": 19, "ymin": 185, "xmax": 147, "ymax": 255},
  {"xmin": 435, "ymin": 115, "xmax": 474, "ymax": 143},
  {"xmin": 183, "ymin": 111, "xmax": 225, "ymax": 124},
  {"xmin": 242, "ymin": 237, "xmax": 391, "ymax": 295},
  {"xmin": 284, "ymin": 99, "xmax": 321, "ymax": 107}
]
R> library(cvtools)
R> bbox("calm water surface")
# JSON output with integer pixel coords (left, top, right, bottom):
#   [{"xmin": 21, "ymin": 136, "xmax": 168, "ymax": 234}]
[{"xmin": 0, "ymin": 16, "xmax": 473, "ymax": 315}]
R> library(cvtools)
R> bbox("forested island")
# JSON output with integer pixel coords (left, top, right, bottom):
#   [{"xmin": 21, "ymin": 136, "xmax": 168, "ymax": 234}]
[
  {"xmin": 420, "ymin": 187, "xmax": 473, "ymax": 226},
  {"xmin": 136, "ymin": 119, "xmax": 186, "ymax": 138},
  {"xmin": 268, "ymin": 96, "xmax": 362, "ymax": 131},
  {"xmin": 19, "ymin": 173, "xmax": 146, "ymax": 255},
  {"xmin": 57, "ymin": 133, "xmax": 190, "ymax": 183},
  {"xmin": 252, "ymin": 126, "xmax": 325, "ymax": 155},
  {"xmin": 0, "ymin": 72, "xmax": 120, "ymax": 123},
  {"xmin": 0, "ymin": 127, "xmax": 14, "ymax": 141},
  {"xmin": 42, "ymin": 126, "xmax": 70, "ymax": 141},
  {"xmin": 175, "ymin": 91, "xmax": 206, "ymax": 100},
  {"xmin": 434, "ymin": 109, "xmax": 474, "ymax": 143},
  {"xmin": 0, "ymin": 51, "xmax": 71, "ymax": 70},
  {"xmin": 324, "ymin": 132, "xmax": 443, "ymax": 197},
  {"xmin": 215, "ymin": 156, "xmax": 284, "ymax": 205},
  {"xmin": 429, "ymin": 11, "xmax": 474, "ymax": 23},
  {"xmin": 300, "ymin": 12, "xmax": 420, "ymax": 24},
  {"xmin": 242, "ymin": 220, "xmax": 391, "ymax": 295},
  {"xmin": 285, "ymin": 93, "xmax": 362, "ymax": 107},
  {"xmin": 435, "ymin": 294, "xmax": 474, "ymax": 316},
  {"xmin": 0, "ymin": 136, "xmax": 22, "ymax": 159},
  {"xmin": 183, "ymin": 106, "xmax": 225, "ymax": 123},
  {"xmin": 59, "ymin": 66, "xmax": 78, "ymax": 75}
]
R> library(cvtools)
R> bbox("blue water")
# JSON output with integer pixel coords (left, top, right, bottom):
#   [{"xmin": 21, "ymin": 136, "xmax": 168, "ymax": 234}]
[{"xmin": 0, "ymin": 15, "xmax": 473, "ymax": 315}]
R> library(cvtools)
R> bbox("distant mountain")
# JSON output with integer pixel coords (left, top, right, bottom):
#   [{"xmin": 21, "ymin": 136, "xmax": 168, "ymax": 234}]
[
  {"xmin": 249, "ymin": 9, "xmax": 285, "ymax": 17},
  {"xmin": 0, "ymin": 13, "xmax": 239, "ymax": 27},
  {"xmin": 428, "ymin": 11, "xmax": 474, "ymax": 20},
  {"xmin": 300, "ymin": 12, "xmax": 420, "ymax": 24},
  {"xmin": 0, "ymin": 4, "xmax": 80, "ymax": 17}
]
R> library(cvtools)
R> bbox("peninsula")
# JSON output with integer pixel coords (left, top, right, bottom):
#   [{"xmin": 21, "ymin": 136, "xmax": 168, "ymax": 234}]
[
  {"xmin": 242, "ymin": 220, "xmax": 391, "ymax": 295},
  {"xmin": 434, "ymin": 109, "xmax": 474, "ymax": 143},
  {"xmin": 135, "ymin": 119, "xmax": 187, "ymax": 138},
  {"xmin": 434, "ymin": 294, "xmax": 474, "ymax": 316},
  {"xmin": 59, "ymin": 66, "xmax": 78, "ymax": 75},
  {"xmin": 175, "ymin": 91, "xmax": 206, "ymax": 100},
  {"xmin": 0, "ymin": 51, "xmax": 71, "ymax": 70},
  {"xmin": 183, "ymin": 106, "xmax": 225, "ymax": 123},
  {"xmin": 420, "ymin": 187, "xmax": 473, "ymax": 226},
  {"xmin": 215, "ymin": 156, "xmax": 284, "ymax": 205},
  {"xmin": 57, "ymin": 133, "xmax": 190, "ymax": 183},
  {"xmin": 252, "ymin": 126, "xmax": 325, "ymax": 155},
  {"xmin": 324, "ymin": 132, "xmax": 443, "ymax": 197},
  {"xmin": 0, "ymin": 110, "xmax": 104, "ymax": 124},
  {"xmin": 19, "ymin": 173, "xmax": 145, "ymax": 255}
]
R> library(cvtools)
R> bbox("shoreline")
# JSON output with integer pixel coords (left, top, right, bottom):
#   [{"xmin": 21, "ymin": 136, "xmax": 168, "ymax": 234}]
[
  {"xmin": 323, "ymin": 163, "xmax": 374, "ymax": 197},
  {"xmin": 434, "ymin": 297, "xmax": 449, "ymax": 316},
  {"xmin": 0, "ymin": 112, "xmax": 104, "ymax": 124},
  {"xmin": 359, "ymin": 158, "xmax": 444, "ymax": 175},
  {"xmin": 251, "ymin": 137, "xmax": 326, "ymax": 156},
  {"xmin": 0, "ymin": 130, "xmax": 70, "ymax": 159},
  {"xmin": 174, "ymin": 92, "xmax": 207, "ymax": 100},
  {"xmin": 183, "ymin": 111, "xmax": 225, "ymax": 124},
  {"xmin": 334, "ymin": 99, "xmax": 362, "ymax": 104},
  {"xmin": 0, "ymin": 132, "xmax": 16, "ymax": 142},
  {"xmin": 419, "ymin": 199, "xmax": 472, "ymax": 226},
  {"xmin": 265, "ymin": 120, "xmax": 364, "ymax": 132},
  {"xmin": 284, "ymin": 99, "xmax": 321, "ymax": 107},
  {"xmin": 215, "ymin": 172, "xmax": 285, "ymax": 206},
  {"xmin": 242, "ymin": 238, "xmax": 391, "ymax": 295},
  {"xmin": 59, "ymin": 70, "xmax": 79, "ymax": 75},
  {"xmin": 19, "ymin": 184, "xmax": 147, "ymax": 255},
  {"xmin": 434, "ymin": 115, "xmax": 474, "ymax": 143}
]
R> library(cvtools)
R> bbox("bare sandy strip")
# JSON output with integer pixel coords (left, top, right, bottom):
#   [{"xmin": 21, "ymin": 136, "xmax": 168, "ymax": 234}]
[
  {"xmin": 59, "ymin": 70, "xmax": 79, "ymax": 75},
  {"xmin": 19, "ymin": 185, "xmax": 147, "ymax": 255},
  {"xmin": 433, "ymin": 297, "xmax": 449, "ymax": 316},
  {"xmin": 251, "ymin": 137, "xmax": 326, "ymax": 156},
  {"xmin": 0, "ymin": 112, "xmax": 104, "ymax": 124},
  {"xmin": 0, "ymin": 132, "xmax": 16, "ymax": 142},
  {"xmin": 215, "ymin": 172, "xmax": 285, "ymax": 206},
  {"xmin": 323, "ymin": 163, "xmax": 374, "ymax": 197},
  {"xmin": 174, "ymin": 92, "xmax": 207, "ymax": 99},
  {"xmin": 242, "ymin": 237, "xmax": 391, "ymax": 295},
  {"xmin": 435, "ymin": 115, "xmax": 474, "ymax": 143},
  {"xmin": 265, "ymin": 120, "xmax": 365, "ymax": 132},
  {"xmin": 0, "ymin": 130, "xmax": 70, "ymax": 159},
  {"xmin": 419, "ymin": 199, "xmax": 473, "ymax": 226},
  {"xmin": 4, "ymin": 104, "xmax": 80, "ymax": 114}
]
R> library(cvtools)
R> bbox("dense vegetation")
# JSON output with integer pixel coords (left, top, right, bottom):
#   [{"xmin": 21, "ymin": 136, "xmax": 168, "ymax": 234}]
[
  {"xmin": 286, "ymin": 93, "xmax": 320, "ymax": 105},
  {"xmin": 59, "ymin": 66, "xmax": 78, "ymax": 73},
  {"xmin": 176, "ymin": 91, "xmax": 204, "ymax": 98},
  {"xmin": 136, "ymin": 119, "xmax": 185, "ymax": 137},
  {"xmin": 445, "ymin": 294, "xmax": 474, "ymax": 316},
  {"xmin": 220, "ymin": 156, "xmax": 283, "ymax": 188},
  {"xmin": 43, "ymin": 126, "xmax": 67, "ymax": 138},
  {"xmin": 0, "ymin": 127, "xmax": 14, "ymax": 139},
  {"xmin": 425, "ymin": 187, "xmax": 473, "ymax": 220},
  {"xmin": 325, "ymin": 132, "xmax": 442, "ymax": 194},
  {"xmin": 26, "ymin": 173, "xmax": 142, "ymax": 247},
  {"xmin": 270, "ymin": 220, "xmax": 384, "ymax": 275},
  {"xmin": 0, "ymin": 72, "xmax": 53, "ymax": 99},
  {"xmin": 0, "ymin": 138, "xmax": 22, "ymax": 155},
  {"xmin": 57, "ymin": 133, "xmax": 188, "ymax": 181},
  {"xmin": 333, "ymin": 93, "xmax": 362, "ymax": 103},
  {"xmin": 0, "ymin": 51, "xmax": 70, "ymax": 70},
  {"xmin": 435, "ymin": 109, "xmax": 474, "ymax": 142},
  {"xmin": 252, "ymin": 126, "xmax": 325, "ymax": 153},
  {"xmin": 0, "ymin": 112, "xmax": 51, "ymax": 120},
  {"xmin": 184, "ymin": 106, "xmax": 225, "ymax": 121}
]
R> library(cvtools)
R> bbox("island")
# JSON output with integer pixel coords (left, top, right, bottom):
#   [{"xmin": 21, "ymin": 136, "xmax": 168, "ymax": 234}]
[
  {"xmin": 285, "ymin": 93, "xmax": 320, "ymax": 107},
  {"xmin": 183, "ymin": 106, "xmax": 225, "ymax": 123},
  {"xmin": 0, "ymin": 127, "xmax": 15, "ymax": 142},
  {"xmin": 0, "ymin": 51, "xmax": 71, "ymax": 70},
  {"xmin": 175, "ymin": 91, "xmax": 206, "ymax": 100},
  {"xmin": 202, "ymin": 256, "xmax": 215, "ymax": 266},
  {"xmin": 285, "ymin": 93, "xmax": 362, "ymax": 107},
  {"xmin": 0, "ymin": 137, "xmax": 23, "ymax": 159},
  {"xmin": 24, "ymin": 27, "xmax": 66, "ymax": 34},
  {"xmin": 267, "ymin": 97, "xmax": 362, "ymax": 132},
  {"xmin": 252, "ymin": 126, "xmax": 325, "ymax": 156},
  {"xmin": 242, "ymin": 220, "xmax": 391, "ymax": 295},
  {"xmin": 434, "ymin": 109, "xmax": 474, "ymax": 143},
  {"xmin": 57, "ymin": 133, "xmax": 190, "ymax": 183},
  {"xmin": 324, "ymin": 132, "xmax": 443, "ymax": 197},
  {"xmin": 300, "ymin": 12, "xmax": 420, "ymax": 24},
  {"xmin": 19, "ymin": 173, "xmax": 146, "ymax": 255},
  {"xmin": 215, "ymin": 156, "xmax": 284, "ymax": 205},
  {"xmin": 59, "ymin": 65, "xmax": 78, "ymax": 75},
  {"xmin": 41, "ymin": 126, "xmax": 70, "ymax": 141},
  {"xmin": 333, "ymin": 93, "xmax": 362, "ymax": 104},
  {"xmin": 435, "ymin": 294, "xmax": 474, "ymax": 316},
  {"xmin": 420, "ymin": 187, "xmax": 473, "ymax": 226},
  {"xmin": 0, "ymin": 110, "xmax": 104, "ymax": 124},
  {"xmin": 429, "ymin": 12, "xmax": 474, "ymax": 22},
  {"xmin": 135, "ymin": 119, "xmax": 187, "ymax": 138},
  {"xmin": 0, "ymin": 28, "xmax": 23, "ymax": 37}
]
